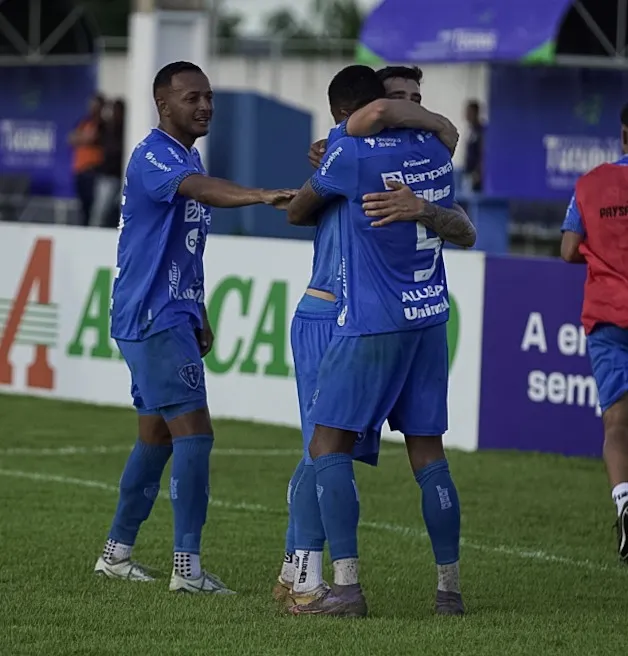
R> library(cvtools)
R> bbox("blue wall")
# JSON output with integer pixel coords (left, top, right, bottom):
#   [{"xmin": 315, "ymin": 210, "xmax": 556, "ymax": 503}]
[{"xmin": 207, "ymin": 91, "xmax": 315, "ymax": 241}]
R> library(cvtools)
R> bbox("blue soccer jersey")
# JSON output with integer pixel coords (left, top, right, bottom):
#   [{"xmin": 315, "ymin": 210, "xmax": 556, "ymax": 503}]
[
  {"xmin": 307, "ymin": 201, "xmax": 341, "ymax": 295},
  {"xmin": 310, "ymin": 129, "xmax": 454, "ymax": 336},
  {"xmin": 111, "ymin": 129, "xmax": 211, "ymax": 341}
]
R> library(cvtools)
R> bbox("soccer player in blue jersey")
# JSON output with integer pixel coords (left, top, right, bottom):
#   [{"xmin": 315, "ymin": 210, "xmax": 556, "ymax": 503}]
[
  {"xmin": 94, "ymin": 61, "xmax": 295, "ymax": 594},
  {"xmin": 286, "ymin": 65, "xmax": 475, "ymax": 618},
  {"xmin": 274, "ymin": 78, "xmax": 464, "ymax": 608}
]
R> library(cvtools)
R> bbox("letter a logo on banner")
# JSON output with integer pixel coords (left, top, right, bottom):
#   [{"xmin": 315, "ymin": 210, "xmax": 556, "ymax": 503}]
[{"xmin": 0, "ymin": 238, "xmax": 55, "ymax": 390}]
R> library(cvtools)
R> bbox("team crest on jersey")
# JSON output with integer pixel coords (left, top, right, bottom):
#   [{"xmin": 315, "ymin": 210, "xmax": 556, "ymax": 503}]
[{"xmin": 179, "ymin": 363, "xmax": 202, "ymax": 390}]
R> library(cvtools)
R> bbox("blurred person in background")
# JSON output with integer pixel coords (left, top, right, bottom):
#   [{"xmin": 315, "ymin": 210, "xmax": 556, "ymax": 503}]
[
  {"xmin": 561, "ymin": 104, "xmax": 628, "ymax": 562},
  {"xmin": 90, "ymin": 99, "xmax": 125, "ymax": 228},
  {"xmin": 463, "ymin": 99, "xmax": 484, "ymax": 193},
  {"xmin": 68, "ymin": 93, "xmax": 105, "ymax": 225}
]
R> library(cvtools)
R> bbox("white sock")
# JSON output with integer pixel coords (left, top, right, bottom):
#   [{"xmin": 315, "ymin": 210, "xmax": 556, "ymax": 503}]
[
  {"xmin": 292, "ymin": 550, "xmax": 324, "ymax": 593},
  {"xmin": 280, "ymin": 552, "xmax": 295, "ymax": 583},
  {"xmin": 437, "ymin": 562, "xmax": 460, "ymax": 593},
  {"xmin": 333, "ymin": 558, "xmax": 359, "ymax": 586},
  {"xmin": 612, "ymin": 483, "xmax": 628, "ymax": 516},
  {"xmin": 102, "ymin": 538, "xmax": 132, "ymax": 563},
  {"xmin": 174, "ymin": 552, "xmax": 201, "ymax": 579}
]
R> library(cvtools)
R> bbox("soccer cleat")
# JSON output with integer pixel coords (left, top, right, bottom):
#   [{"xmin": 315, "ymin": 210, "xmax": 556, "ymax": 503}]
[
  {"xmin": 616, "ymin": 502, "xmax": 628, "ymax": 561},
  {"xmin": 169, "ymin": 569, "xmax": 236, "ymax": 594},
  {"xmin": 290, "ymin": 583, "xmax": 367, "ymax": 618},
  {"xmin": 94, "ymin": 556, "xmax": 155, "ymax": 582},
  {"xmin": 272, "ymin": 576, "xmax": 292, "ymax": 603},
  {"xmin": 286, "ymin": 582, "xmax": 331, "ymax": 610},
  {"xmin": 435, "ymin": 590, "xmax": 465, "ymax": 616}
]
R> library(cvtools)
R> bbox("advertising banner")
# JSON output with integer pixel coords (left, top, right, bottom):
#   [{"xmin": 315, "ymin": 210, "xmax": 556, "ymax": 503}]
[
  {"xmin": 0, "ymin": 225, "xmax": 483, "ymax": 452},
  {"xmin": 486, "ymin": 65, "xmax": 628, "ymax": 200},
  {"xmin": 478, "ymin": 255, "xmax": 602, "ymax": 457},
  {"xmin": 0, "ymin": 65, "xmax": 96, "ymax": 198}
]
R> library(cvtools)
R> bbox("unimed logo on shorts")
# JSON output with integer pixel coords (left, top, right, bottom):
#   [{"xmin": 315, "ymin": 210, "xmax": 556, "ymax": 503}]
[{"xmin": 0, "ymin": 238, "xmax": 57, "ymax": 390}]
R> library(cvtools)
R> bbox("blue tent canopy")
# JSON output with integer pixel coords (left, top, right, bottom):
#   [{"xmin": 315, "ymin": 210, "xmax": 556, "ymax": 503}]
[{"xmin": 358, "ymin": 0, "xmax": 628, "ymax": 66}]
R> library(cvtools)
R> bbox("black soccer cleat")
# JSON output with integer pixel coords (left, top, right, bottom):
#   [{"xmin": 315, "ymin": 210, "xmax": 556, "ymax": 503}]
[
  {"xmin": 616, "ymin": 502, "xmax": 628, "ymax": 562},
  {"xmin": 435, "ymin": 589, "xmax": 465, "ymax": 616}
]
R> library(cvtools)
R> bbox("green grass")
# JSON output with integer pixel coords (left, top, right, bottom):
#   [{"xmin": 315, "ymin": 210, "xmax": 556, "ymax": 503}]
[{"xmin": 0, "ymin": 393, "xmax": 625, "ymax": 655}]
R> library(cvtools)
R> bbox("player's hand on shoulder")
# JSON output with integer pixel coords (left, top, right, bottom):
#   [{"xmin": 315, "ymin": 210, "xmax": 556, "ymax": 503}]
[
  {"xmin": 362, "ymin": 181, "xmax": 425, "ymax": 227},
  {"xmin": 308, "ymin": 139, "xmax": 327, "ymax": 169},
  {"xmin": 261, "ymin": 189, "xmax": 299, "ymax": 210}
]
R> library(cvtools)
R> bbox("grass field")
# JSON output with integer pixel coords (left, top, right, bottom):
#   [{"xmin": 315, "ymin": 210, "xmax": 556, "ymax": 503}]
[{"xmin": 0, "ymin": 394, "xmax": 626, "ymax": 655}]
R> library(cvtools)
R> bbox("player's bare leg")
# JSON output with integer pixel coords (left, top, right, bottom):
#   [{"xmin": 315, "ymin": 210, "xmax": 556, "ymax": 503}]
[
  {"xmin": 95, "ymin": 414, "xmax": 173, "ymax": 582},
  {"xmin": 405, "ymin": 435, "xmax": 463, "ymax": 616},
  {"xmin": 289, "ymin": 425, "xmax": 367, "ymax": 618},
  {"xmin": 165, "ymin": 405, "xmax": 234, "ymax": 594},
  {"xmin": 601, "ymin": 394, "xmax": 628, "ymax": 560}
]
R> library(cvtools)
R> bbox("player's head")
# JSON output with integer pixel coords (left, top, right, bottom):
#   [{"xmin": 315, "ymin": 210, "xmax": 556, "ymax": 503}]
[
  {"xmin": 621, "ymin": 104, "xmax": 628, "ymax": 154},
  {"xmin": 377, "ymin": 66, "xmax": 423, "ymax": 104},
  {"xmin": 153, "ymin": 61, "xmax": 213, "ymax": 141},
  {"xmin": 465, "ymin": 100, "xmax": 481, "ymax": 125},
  {"xmin": 328, "ymin": 65, "xmax": 386, "ymax": 124}
]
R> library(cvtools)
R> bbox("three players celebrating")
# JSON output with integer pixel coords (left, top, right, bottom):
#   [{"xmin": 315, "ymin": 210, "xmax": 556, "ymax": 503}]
[{"xmin": 97, "ymin": 60, "xmax": 476, "ymax": 616}]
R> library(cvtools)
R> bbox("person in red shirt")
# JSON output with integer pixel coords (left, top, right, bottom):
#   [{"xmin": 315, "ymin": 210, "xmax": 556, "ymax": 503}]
[{"xmin": 561, "ymin": 104, "xmax": 628, "ymax": 561}]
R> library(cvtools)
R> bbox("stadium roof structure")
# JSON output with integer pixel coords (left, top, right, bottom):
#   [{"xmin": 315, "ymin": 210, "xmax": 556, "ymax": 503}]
[
  {"xmin": 0, "ymin": 0, "xmax": 98, "ymax": 66},
  {"xmin": 357, "ymin": 0, "xmax": 628, "ymax": 68}
]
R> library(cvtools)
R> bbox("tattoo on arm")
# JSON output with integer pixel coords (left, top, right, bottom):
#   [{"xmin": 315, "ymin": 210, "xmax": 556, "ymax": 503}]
[{"xmin": 418, "ymin": 203, "xmax": 477, "ymax": 248}]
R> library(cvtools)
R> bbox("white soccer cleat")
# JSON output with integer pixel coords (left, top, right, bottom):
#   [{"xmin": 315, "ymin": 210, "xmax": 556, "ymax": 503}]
[
  {"xmin": 94, "ymin": 556, "xmax": 155, "ymax": 582},
  {"xmin": 169, "ymin": 569, "xmax": 236, "ymax": 594}
]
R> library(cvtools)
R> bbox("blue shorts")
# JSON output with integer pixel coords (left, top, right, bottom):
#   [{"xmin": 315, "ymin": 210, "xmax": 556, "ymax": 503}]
[
  {"xmin": 291, "ymin": 295, "xmax": 381, "ymax": 466},
  {"xmin": 116, "ymin": 320, "xmax": 207, "ymax": 420},
  {"xmin": 587, "ymin": 324, "xmax": 628, "ymax": 413},
  {"xmin": 310, "ymin": 323, "xmax": 448, "ymax": 437}
]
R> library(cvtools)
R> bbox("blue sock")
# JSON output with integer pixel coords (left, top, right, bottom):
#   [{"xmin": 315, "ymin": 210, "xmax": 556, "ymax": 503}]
[
  {"xmin": 293, "ymin": 463, "xmax": 326, "ymax": 551},
  {"xmin": 109, "ymin": 439, "xmax": 173, "ymax": 546},
  {"xmin": 313, "ymin": 453, "xmax": 359, "ymax": 561},
  {"xmin": 170, "ymin": 434, "xmax": 214, "ymax": 554},
  {"xmin": 415, "ymin": 459, "xmax": 460, "ymax": 565},
  {"xmin": 285, "ymin": 458, "xmax": 306, "ymax": 555}
]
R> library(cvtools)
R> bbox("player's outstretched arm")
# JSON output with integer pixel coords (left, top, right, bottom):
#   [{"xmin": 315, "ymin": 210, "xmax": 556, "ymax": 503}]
[
  {"xmin": 362, "ymin": 181, "xmax": 476, "ymax": 248},
  {"xmin": 345, "ymin": 99, "xmax": 459, "ymax": 155},
  {"xmin": 178, "ymin": 174, "xmax": 296, "ymax": 209}
]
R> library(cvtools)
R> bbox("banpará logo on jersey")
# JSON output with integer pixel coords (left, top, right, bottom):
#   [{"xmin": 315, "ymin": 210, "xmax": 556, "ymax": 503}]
[
  {"xmin": 320, "ymin": 146, "xmax": 343, "ymax": 176},
  {"xmin": 401, "ymin": 285, "xmax": 444, "ymax": 303},
  {"xmin": 145, "ymin": 151, "xmax": 171, "ymax": 172},
  {"xmin": 404, "ymin": 159, "xmax": 430, "ymax": 168},
  {"xmin": 168, "ymin": 146, "xmax": 184, "ymax": 164},
  {"xmin": 382, "ymin": 162, "xmax": 452, "ymax": 189}
]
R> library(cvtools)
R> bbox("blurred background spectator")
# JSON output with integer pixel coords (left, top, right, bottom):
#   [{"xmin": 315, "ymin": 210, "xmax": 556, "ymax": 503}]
[
  {"xmin": 463, "ymin": 100, "xmax": 485, "ymax": 194},
  {"xmin": 68, "ymin": 93, "xmax": 105, "ymax": 226},
  {"xmin": 90, "ymin": 99, "xmax": 125, "ymax": 228}
]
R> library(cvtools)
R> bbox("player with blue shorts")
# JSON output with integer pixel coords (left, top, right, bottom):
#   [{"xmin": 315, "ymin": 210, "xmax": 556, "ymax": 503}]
[
  {"xmin": 274, "ymin": 81, "xmax": 466, "ymax": 608},
  {"xmin": 561, "ymin": 104, "xmax": 628, "ymax": 561},
  {"xmin": 94, "ymin": 61, "xmax": 295, "ymax": 593},
  {"xmin": 286, "ymin": 65, "xmax": 476, "ymax": 618}
]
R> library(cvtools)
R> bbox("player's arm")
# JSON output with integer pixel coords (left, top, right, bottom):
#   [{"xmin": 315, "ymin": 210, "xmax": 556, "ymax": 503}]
[
  {"xmin": 141, "ymin": 148, "xmax": 296, "ymax": 208},
  {"xmin": 362, "ymin": 181, "xmax": 476, "ymax": 248},
  {"xmin": 560, "ymin": 193, "xmax": 586, "ymax": 263},
  {"xmin": 345, "ymin": 100, "xmax": 459, "ymax": 155},
  {"xmin": 288, "ymin": 138, "xmax": 358, "ymax": 226},
  {"xmin": 179, "ymin": 175, "xmax": 295, "ymax": 209}
]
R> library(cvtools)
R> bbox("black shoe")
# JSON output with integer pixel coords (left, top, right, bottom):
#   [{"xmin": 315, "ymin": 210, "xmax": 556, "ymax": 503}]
[{"xmin": 435, "ymin": 589, "xmax": 465, "ymax": 616}]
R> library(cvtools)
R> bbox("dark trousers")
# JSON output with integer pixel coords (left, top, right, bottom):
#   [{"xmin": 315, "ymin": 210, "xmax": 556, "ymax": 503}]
[{"xmin": 75, "ymin": 170, "xmax": 96, "ymax": 226}]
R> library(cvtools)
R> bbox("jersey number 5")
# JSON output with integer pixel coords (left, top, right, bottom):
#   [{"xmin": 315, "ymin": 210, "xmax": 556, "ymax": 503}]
[{"xmin": 414, "ymin": 223, "xmax": 442, "ymax": 282}]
